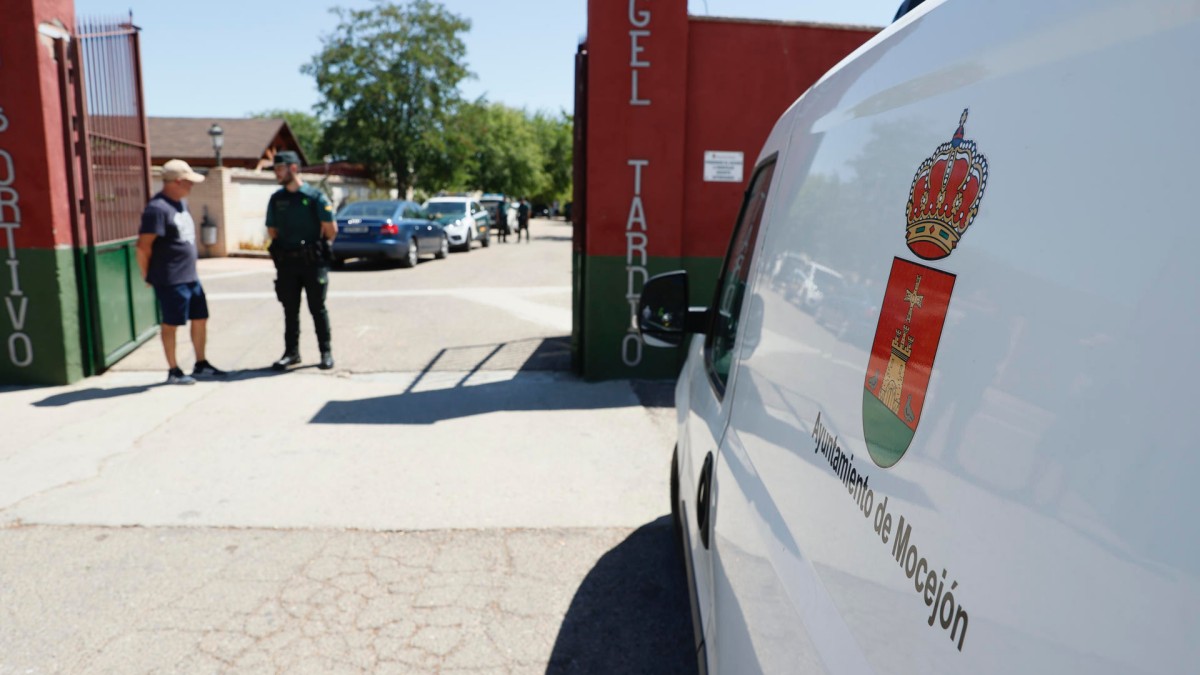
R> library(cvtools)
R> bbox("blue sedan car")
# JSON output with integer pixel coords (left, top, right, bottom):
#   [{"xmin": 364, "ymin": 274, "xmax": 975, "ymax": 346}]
[{"xmin": 331, "ymin": 200, "xmax": 449, "ymax": 268}]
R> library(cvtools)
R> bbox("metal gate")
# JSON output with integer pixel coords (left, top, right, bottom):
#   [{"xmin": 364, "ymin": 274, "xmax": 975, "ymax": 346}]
[
  {"xmin": 571, "ymin": 41, "xmax": 588, "ymax": 375},
  {"xmin": 56, "ymin": 16, "xmax": 157, "ymax": 375}
]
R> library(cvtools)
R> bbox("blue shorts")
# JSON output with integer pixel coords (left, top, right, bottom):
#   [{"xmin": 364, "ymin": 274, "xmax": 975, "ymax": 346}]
[{"xmin": 154, "ymin": 281, "xmax": 209, "ymax": 326}]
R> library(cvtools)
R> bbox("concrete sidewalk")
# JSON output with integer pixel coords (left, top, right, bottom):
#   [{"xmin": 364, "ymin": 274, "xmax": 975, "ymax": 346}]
[
  {"xmin": 0, "ymin": 367, "xmax": 676, "ymax": 531},
  {"xmin": 0, "ymin": 367, "xmax": 688, "ymax": 674},
  {"xmin": 0, "ymin": 217, "xmax": 676, "ymax": 532},
  {"xmin": 0, "ymin": 216, "xmax": 695, "ymax": 674}
]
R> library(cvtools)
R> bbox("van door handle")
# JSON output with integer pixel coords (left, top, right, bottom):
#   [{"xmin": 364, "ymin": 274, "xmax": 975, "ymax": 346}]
[{"xmin": 696, "ymin": 452, "xmax": 715, "ymax": 549}]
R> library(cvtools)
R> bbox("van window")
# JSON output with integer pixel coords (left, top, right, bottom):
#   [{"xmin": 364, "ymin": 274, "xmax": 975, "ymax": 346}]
[{"xmin": 706, "ymin": 157, "xmax": 777, "ymax": 396}]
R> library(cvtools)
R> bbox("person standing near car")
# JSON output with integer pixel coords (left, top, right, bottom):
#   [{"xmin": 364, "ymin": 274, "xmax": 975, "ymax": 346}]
[
  {"xmin": 266, "ymin": 151, "xmax": 337, "ymax": 371},
  {"xmin": 136, "ymin": 159, "xmax": 226, "ymax": 384},
  {"xmin": 495, "ymin": 199, "xmax": 510, "ymax": 243},
  {"xmin": 517, "ymin": 197, "xmax": 531, "ymax": 243}
]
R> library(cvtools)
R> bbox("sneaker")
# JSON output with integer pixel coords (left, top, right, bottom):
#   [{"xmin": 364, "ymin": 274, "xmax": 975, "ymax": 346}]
[
  {"xmin": 192, "ymin": 360, "xmax": 227, "ymax": 378},
  {"xmin": 167, "ymin": 367, "xmax": 196, "ymax": 385}
]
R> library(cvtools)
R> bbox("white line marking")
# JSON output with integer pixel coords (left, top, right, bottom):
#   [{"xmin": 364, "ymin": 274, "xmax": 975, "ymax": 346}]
[
  {"xmin": 206, "ymin": 286, "xmax": 571, "ymax": 301},
  {"xmin": 201, "ymin": 269, "xmax": 275, "ymax": 281}
]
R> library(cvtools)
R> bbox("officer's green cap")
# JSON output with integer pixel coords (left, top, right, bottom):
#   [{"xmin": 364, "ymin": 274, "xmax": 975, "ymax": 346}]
[{"xmin": 274, "ymin": 151, "xmax": 301, "ymax": 166}]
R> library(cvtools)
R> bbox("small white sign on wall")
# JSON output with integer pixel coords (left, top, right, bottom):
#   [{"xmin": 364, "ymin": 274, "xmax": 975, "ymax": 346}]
[{"xmin": 704, "ymin": 151, "xmax": 744, "ymax": 183}]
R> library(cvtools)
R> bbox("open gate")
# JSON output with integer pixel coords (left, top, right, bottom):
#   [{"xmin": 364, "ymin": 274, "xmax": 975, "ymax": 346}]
[
  {"xmin": 56, "ymin": 16, "xmax": 157, "ymax": 375},
  {"xmin": 571, "ymin": 40, "xmax": 588, "ymax": 375}
]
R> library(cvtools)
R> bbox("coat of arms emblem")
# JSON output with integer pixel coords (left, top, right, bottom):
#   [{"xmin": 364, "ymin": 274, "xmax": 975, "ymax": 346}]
[{"xmin": 862, "ymin": 110, "xmax": 988, "ymax": 467}]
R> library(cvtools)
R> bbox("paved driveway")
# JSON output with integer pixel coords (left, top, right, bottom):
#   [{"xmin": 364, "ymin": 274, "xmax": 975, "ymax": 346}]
[{"xmin": 0, "ymin": 218, "xmax": 697, "ymax": 674}]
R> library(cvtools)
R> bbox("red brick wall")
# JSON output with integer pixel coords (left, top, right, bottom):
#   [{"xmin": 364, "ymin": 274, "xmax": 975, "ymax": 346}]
[
  {"xmin": 579, "ymin": 1, "xmax": 878, "ymax": 377},
  {"xmin": 584, "ymin": 0, "xmax": 689, "ymax": 260},
  {"xmin": 682, "ymin": 18, "xmax": 879, "ymax": 259},
  {"xmin": 0, "ymin": 0, "xmax": 77, "ymax": 250}
]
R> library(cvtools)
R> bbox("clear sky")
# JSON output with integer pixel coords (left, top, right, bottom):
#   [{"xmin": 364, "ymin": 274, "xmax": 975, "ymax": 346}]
[{"xmin": 72, "ymin": 0, "xmax": 900, "ymax": 119}]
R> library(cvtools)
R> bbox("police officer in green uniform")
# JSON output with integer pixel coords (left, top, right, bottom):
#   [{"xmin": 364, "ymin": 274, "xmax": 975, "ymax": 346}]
[{"xmin": 266, "ymin": 151, "xmax": 337, "ymax": 370}]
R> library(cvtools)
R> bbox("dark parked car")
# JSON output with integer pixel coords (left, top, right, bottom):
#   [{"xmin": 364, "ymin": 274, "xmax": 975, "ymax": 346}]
[
  {"xmin": 331, "ymin": 200, "xmax": 448, "ymax": 268},
  {"xmin": 480, "ymin": 193, "xmax": 517, "ymax": 237}
]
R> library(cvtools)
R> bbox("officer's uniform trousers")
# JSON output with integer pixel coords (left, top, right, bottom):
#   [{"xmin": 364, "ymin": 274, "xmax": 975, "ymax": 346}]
[{"xmin": 274, "ymin": 249, "xmax": 331, "ymax": 353}]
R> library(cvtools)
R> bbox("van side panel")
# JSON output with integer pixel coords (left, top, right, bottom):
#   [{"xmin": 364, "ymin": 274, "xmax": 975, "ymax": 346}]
[{"xmin": 716, "ymin": 0, "xmax": 1200, "ymax": 672}]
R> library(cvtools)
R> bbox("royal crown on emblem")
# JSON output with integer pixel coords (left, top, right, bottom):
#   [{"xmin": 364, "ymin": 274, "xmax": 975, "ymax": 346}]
[{"xmin": 905, "ymin": 109, "xmax": 989, "ymax": 260}]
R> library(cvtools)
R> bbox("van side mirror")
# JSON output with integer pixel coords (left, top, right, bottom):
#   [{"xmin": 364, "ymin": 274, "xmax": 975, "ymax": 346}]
[{"xmin": 637, "ymin": 271, "xmax": 710, "ymax": 348}]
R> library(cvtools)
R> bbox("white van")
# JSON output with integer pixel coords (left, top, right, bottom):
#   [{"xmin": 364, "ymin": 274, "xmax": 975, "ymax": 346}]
[{"xmin": 637, "ymin": 1, "xmax": 1200, "ymax": 672}]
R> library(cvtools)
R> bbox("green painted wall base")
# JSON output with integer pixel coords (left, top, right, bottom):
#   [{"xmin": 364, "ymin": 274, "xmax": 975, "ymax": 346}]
[
  {"xmin": 0, "ymin": 247, "xmax": 85, "ymax": 386},
  {"xmin": 579, "ymin": 255, "xmax": 723, "ymax": 380},
  {"xmin": 0, "ymin": 241, "xmax": 158, "ymax": 386}
]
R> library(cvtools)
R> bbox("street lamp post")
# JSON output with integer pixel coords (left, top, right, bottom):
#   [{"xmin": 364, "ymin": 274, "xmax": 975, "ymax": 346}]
[{"xmin": 208, "ymin": 123, "xmax": 224, "ymax": 167}]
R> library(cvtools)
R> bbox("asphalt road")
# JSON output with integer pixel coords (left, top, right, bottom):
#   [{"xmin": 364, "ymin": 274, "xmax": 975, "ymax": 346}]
[
  {"xmin": 0, "ymin": 218, "xmax": 697, "ymax": 674},
  {"xmin": 114, "ymin": 218, "xmax": 577, "ymax": 375}
]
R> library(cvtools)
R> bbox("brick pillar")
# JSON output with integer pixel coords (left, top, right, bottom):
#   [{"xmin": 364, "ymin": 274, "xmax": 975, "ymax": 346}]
[
  {"xmin": 582, "ymin": 0, "xmax": 689, "ymax": 379},
  {"xmin": 0, "ymin": 0, "xmax": 85, "ymax": 384}
]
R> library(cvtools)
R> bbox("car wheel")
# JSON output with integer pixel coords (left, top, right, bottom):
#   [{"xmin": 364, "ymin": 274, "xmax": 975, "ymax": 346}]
[
  {"xmin": 435, "ymin": 234, "xmax": 449, "ymax": 259},
  {"xmin": 400, "ymin": 238, "xmax": 418, "ymax": 268}
]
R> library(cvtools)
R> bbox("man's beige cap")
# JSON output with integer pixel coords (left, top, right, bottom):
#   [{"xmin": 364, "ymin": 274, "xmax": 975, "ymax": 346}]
[{"xmin": 162, "ymin": 159, "xmax": 205, "ymax": 183}]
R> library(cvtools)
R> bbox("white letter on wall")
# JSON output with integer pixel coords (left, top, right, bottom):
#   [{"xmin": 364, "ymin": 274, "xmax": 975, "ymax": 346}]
[
  {"xmin": 629, "ymin": 30, "xmax": 650, "ymax": 67},
  {"xmin": 626, "ymin": 232, "xmax": 648, "ymax": 265},
  {"xmin": 0, "ymin": 187, "xmax": 19, "ymax": 225},
  {"xmin": 628, "ymin": 0, "xmax": 651, "ymax": 27},
  {"xmin": 0, "ymin": 151, "xmax": 13, "ymax": 187}
]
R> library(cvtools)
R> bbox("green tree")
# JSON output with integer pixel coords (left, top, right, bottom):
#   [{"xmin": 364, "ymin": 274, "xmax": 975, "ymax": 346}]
[
  {"xmin": 449, "ymin": 102, "xmax": 573, "ymax": 203},
  {"xmin": 529, "ymin": 110, "xmax": 573, "ymax": 204},
  {"xmin": 456, "ymin": 101, "xmax": 546, "ymax": 197},
  {"xmin": 303, "ymin": 0, "xmax": 472, "ymax": 192},
  {"xmin": 248, "ymin": 109, "xmax": 325, "ymax": 162}
]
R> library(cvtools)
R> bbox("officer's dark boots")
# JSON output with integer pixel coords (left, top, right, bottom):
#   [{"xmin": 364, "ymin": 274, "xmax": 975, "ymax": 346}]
[
  {"xmin": 319, "ymin": 351, "xmax": 334, "ymax": 370},
  {"xmin": 272, "ymin": 351, "xmax": 301, "ymax": 371}
]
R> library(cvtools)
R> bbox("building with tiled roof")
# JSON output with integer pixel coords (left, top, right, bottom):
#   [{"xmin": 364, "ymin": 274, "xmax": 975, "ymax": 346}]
[{"xmin": 148, "ymin": 117, "xmax": 307, "ymax": 170}]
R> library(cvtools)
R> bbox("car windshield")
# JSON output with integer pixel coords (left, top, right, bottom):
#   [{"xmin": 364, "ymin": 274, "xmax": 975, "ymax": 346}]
[
  {"xmin": 425, "ymin": 202, "xmax": 467, "ymax": 218},
  {"xmin": 338, "ymin": 202, "xmax": 398, "ymax": 219}
]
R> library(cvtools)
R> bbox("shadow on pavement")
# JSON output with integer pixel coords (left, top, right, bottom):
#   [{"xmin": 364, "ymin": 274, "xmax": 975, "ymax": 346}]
[
  {"xmin": 546, "ymin": 516, "xmax": 697, "ymax": 675},
  {"xmin": 33, "ymin": 384, "xmax": 162, "ymax": 406},
  {"xmin": 310, "ymin": 370, "xmax": 632, "ymax": 424},
  {"xmin": 632, "ymin": 380, "xmax": 675, "ymax": 409},
  {"xmin": 27, "ymin": 338, "xmax": 674, "ymax": 418},
  {"xmin": 304, "ymin": 333, "xmax": 676, "ymax": 422},
  {"xmin": 227, "ymin": 364, "xmax": 321, "ymax": 381},
  {"xmin": 311, "ymin": 336, "xmax": 663, "ymax": 424},
  {"xmin": 329, "ymin": 258, "xmax": 435, "ymax": 272},
  {"xmin": 29, "ymin": 366, "xmax": 307, "ymax": 406}
]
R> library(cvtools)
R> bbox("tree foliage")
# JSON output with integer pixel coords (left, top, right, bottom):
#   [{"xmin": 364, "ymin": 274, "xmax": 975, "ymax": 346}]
[
  {"xmin": 455, "ymin": 101, "xmax": 544, "ymax": 197},
  {"xmin": 303, "ymin": 0, "xmax": 472, "ymax": 192},
  {"xmin": 249, "ymin": 109, "xmax": 325, "ymax": 162},
  {"xmin": 530, "ymin": 110, "xmax": 573, "ymax": 203},
  {"xmin": 451, "ymin": 102, "xmax": 573, "ymax": 204}
]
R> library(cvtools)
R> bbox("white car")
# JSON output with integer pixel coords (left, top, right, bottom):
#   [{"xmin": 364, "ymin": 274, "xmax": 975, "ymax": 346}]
[
  {"xmin": 423, "ymin": 197, "xmax": 492, "ymax": 251},
  {"xmin": 637, "ymin": 1, "xmax": 1200, "ymax": 673}
]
